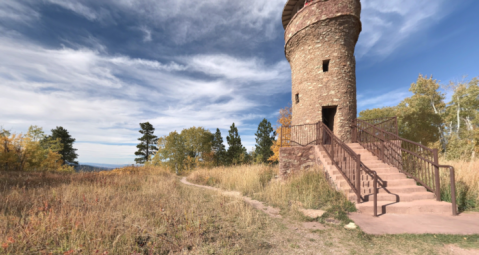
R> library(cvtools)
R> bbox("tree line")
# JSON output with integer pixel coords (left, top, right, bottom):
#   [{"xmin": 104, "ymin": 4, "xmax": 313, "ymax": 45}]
[
  {"xmin": 360, "ymin": 75, "xmax": 479, "ymax": 160},
  {"xmin": 0, "ymin": 126, "xmax": 78, "ymax": 172},
  {"xmin": 135, "ymin": 119, "xmax": 276, "ymax": 173}
]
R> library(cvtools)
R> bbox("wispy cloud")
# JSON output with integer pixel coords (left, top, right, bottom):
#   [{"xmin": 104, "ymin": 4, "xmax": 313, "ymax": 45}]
[
  {"xmin": 138, "ymin": 26, "xmax": 152, "ymax": 42},
  {"xmin": 40, "ymin": 0, "xmax": 285, "ymax": 45},
  {"xmin": 357, "ymin": 89, "xmax": 411, "ymax": 110},
  {"xmin": 358, "ymin": 0, "xmax": 448, "ymax": 58},
  {"xmin": 0, "ymin": 33, "xmax": 287, "ymax": 163},
  {"xmin": 0, "ymin": 1, "xmax": 40, "ymax": 24}
]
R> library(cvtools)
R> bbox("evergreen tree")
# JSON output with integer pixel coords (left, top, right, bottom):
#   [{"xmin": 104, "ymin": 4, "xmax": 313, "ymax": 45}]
[
  {"xmin": 135, "ymin": 122, "xmax": 159, "ymax": 164},
  {"xmin": 212, "ymin": 128, "xmax": 226, "ymax": 166},
  {"xmin": 226, "ymin": 123, "xmax": 246, "ymax": 165},
  {"xmin": 255, "ymin": 119, "xmax": 276, "ymax": 163},
  {"xmin": 48, "ymin": 126, "xmax": 78, "ymax": 164}
]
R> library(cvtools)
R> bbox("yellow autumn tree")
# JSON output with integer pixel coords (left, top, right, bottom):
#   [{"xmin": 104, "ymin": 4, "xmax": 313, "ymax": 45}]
[
  {"xmin": 0, "ymin": 126, "xmax": 73, "ymax": 172},
  {"xmin": 268, "ymin": 105, "xmax": 292, "ymax": 163}
]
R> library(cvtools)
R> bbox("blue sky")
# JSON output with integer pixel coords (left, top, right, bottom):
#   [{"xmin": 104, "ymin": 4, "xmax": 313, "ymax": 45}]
[{"xmin": 1, "ymin": 0, "xmax": 478, "ymax": 165}]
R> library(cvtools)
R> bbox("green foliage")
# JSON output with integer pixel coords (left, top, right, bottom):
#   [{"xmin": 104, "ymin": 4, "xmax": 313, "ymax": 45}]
[
  {"xmin": 396, "ymin": 75, "xmax": 445, "ymax": 145},
  {"xmin": 441, "ymin": 180, "xmax": 477, "ymax": 212},
  {"xmin": 226, "ymin": 123, "xmax": 247, "ymax": 165},
  {"xmin": 443, "ymin": 78, "xmax": 479, "ymax": 160},
  {"xmin": 212, "ymin": 128, "xmax": 226, "ymax": 166},
  {"xmin": 358, "ymin": 107, "xmax": 396, "ymax": 120},
  {"xmin": 48, "ymin": 126, "xmax": 78, "ymax": 165},
  {"xmin": 254, "ymin": 119, "xmax": 275, "ymax": 164},
  {"xmin": 181, "ymin": 127, "xmax": 213, "ymax": 162},
  {"xmin": 135, "ymin": 122, "xmax": 158, "ymax": 164},
  {"xmin": 150, "ymin": 127, "xmax": 214, "ymax": 173},
  {"xmin": 258, "ymin": 167, "xmax": 274, "ymax": 188}
]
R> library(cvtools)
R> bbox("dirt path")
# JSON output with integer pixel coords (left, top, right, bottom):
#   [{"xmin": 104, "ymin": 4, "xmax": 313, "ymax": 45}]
[{"xmin": 180, "ymin": 177, "xmax": 328, "ymax": 231}]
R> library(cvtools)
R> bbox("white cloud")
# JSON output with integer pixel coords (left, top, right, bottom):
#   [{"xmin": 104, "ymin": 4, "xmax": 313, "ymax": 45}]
[
  {"xmin": 358, "ymin": 0, "xmax": 447, "ymax": 58},
  {"xmin": 46, "ymin": 0, "xmax": 99, "ymax": 21},
  {"xmin": 138, "ymin": 26, "xmax": 152, "ymax": 42},
  {"xmin": 41, "ymin": 0, "xmax": 285, "ymax": 45},
  {"xmin": 185, "ymin": 54, "xmax": 290, "ymax": 93},
  {"xmin": 0, "ymin": 34, "xmax": 287, "ymax": 164},
  {"xmin": 1, "ymin": 0, "xmax": 453, "ymax": 58},
  {"xmin": 0, "ymin": 1, "xmax": 40, "ymax": 24},
  {"xmin": 358, "ymin": 89, "xmax": 411, "ymax": 110}
]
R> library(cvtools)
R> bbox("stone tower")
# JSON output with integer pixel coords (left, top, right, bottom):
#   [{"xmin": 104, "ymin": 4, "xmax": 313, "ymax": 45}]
[{"xmin": 282, "ymin": 0, "xmax": 361, "ymax": 142}]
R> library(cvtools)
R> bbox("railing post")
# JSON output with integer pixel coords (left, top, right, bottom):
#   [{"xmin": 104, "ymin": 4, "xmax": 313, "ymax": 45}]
[
  {"xmin": 352, "ymin": 119, "xmax": 357, "ymax": 143},
  {"xmin": 395, "ymin": 117, "xmax": 399, "ymax": 137},
  {"xmin": 450, "ymin": 167, "xmax": 457, "ymax": 216},
  {"xmin": 331, "ymin": 136, "xmax": 335, "ymax": 160},
  {"xmin": 356, "ymin": 154, "xmax": 361, "ymax": 204},
  {"xmin": 380, "ymin": 140, "xmax": 384, "ymax": 161},
  {"xmin": 373, "ymin": 172, "xmax": 378, "ymax": 217},
  {"xmin": 433, "ymin": 149, "xmax": 441, "ymax": 201},
  {"xmin": 316, "ymin": 122, "xmax": 319, "ymax": 145}
]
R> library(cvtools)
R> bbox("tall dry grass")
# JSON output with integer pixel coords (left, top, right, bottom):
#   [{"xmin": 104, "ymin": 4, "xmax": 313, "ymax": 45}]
[
  {"xmin": 440, "ymin": 159, "xmax": 479, "ymax": 212},
  {"xmin": 0, "ymin": 166, "xmax": 273, "ymax": 254},
  {"xmin": 187, "ymin": 165, "xmax": 355, "ymax": 221}
]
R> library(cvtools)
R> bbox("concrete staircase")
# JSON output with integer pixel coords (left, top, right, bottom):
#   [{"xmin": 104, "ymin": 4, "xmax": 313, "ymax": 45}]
[{"xmin": 316, "ymin": 143, "xmax": 453, "ymax": 215}]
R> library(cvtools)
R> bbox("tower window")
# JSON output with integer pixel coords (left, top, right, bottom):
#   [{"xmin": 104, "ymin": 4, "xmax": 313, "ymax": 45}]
[
  {"xmin": 323, "ymin": 60, "xmax": 330, "ymax": 72},
  {"xmin": 295, "ymin": 93, "xmax": 300, "ymax": 104}
]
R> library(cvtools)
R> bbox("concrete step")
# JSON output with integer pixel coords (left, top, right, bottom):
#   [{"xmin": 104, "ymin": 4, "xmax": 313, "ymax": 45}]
[
  {"xmin": 349, "ymin": 191, "xmax": 436, "ymax": 202},
  {"xmin": 318, "ymin": 143, "xmax": 450, "ymax": 216},
  {"xmin": 356, "ymin": 200, "xmax": 453, "ymax": 214},
  {"xmin": 337, "ymin": 178, "xmax": 416, "ymax": 189},
  {"xmin": 331, "ymin": 171, "xmax": 406, "ymax": 180},
  {"xmin": 360, "ymin": 185, "xmax": 427, "ymax": 194}
]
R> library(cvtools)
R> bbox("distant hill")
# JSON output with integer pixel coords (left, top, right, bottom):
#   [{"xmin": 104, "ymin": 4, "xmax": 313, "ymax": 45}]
[
  {"xmin": 80, "ymin": 163, "xmax": 131, "ymax": 169},
  {"xmin": 72, "ymin": 163, "xmax": 130, "ymax": 172}
]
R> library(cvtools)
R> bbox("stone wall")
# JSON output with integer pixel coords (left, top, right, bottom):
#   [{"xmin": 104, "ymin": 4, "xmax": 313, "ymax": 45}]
[
  {"xmin": 278, "ymin": 146, "xmax": 323, "ymax": 178},
  {"xmin": 284, "ymin": 0, "xmax": 361, "ymax": 143}
]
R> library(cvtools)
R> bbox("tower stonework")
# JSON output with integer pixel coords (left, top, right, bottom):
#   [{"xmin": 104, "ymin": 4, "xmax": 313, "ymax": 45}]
[{"xmin": 283, "ymin": 0, "xmax": 361, "ymax": 142}]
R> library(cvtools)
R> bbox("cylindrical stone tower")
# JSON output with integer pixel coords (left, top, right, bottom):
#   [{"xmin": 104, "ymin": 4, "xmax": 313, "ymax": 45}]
[{"xmin": 282, "ymin": 0, "xmax": 361, "ymax": 142}]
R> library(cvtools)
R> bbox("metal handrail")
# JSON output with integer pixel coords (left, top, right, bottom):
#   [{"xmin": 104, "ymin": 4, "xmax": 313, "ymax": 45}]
[
  {"xmin": 317, "ymin": 122, "xmax": 363, "ymax": 204},
  {"xmin": 279, "ymin": 121, "xmax": 380, "ymax": 216},
  {"xmin": 359, "ymin": 116, "xmax": 398, "ymax": 136},
  {"xmin": 353, "ymin": 119, "xmax": 458, "ymax": 216},
  {"xmin": 360, "ymin": 163, "xmax": 379, "ymax": 217}
]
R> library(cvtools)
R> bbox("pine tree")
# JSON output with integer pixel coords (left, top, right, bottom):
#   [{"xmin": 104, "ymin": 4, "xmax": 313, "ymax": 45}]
[
  {"xmin": 135, "ymin": 122, "xmax": 159, "ymax": 164},
  {"xmin": 212, "ymin": 128, "xmax": 226, "ymax": 166},
  {"xmin": 226, "ymin": 123, "xmax": 246, "ymax": 165},
  {"xmin": 48, "ymin": 126, "xmax": 78, "ymax": 164},
  {"xmin": 255, "ymin": 119, "xmax": 276, "ymax": 163}
]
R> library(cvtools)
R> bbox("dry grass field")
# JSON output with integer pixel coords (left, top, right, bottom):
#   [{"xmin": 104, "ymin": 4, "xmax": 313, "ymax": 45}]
[
  {"xmin": 440, "ymin": 159, "xmax": 479, "ymax": 211},
  {"xmin": 0, "ymin": 167, "xmax": 275, "ymax": 254},
  {"xmin": 0, "ymin": 163, "xmax": 478, "ymax": 254}
]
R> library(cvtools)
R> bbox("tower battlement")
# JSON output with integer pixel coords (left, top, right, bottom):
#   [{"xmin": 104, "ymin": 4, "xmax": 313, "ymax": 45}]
[{"xmin": 282, "ymin": 0, "xmax": 361, "ymax": 142}]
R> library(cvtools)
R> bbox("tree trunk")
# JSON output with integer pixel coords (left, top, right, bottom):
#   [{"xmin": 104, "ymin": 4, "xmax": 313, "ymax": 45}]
[
  {"xmin": 431, "ymin": 99, "xmax": 447, "ymax": 152},
  {"xmin": 457, "ymin": 101, "xmax": 461, "ymax": 135}
]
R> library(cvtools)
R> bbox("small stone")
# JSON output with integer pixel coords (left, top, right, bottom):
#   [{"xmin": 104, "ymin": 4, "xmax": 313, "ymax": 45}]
[{"xmin": 344, "ymin": 222, "xmax": 357, "ymax": 230}]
